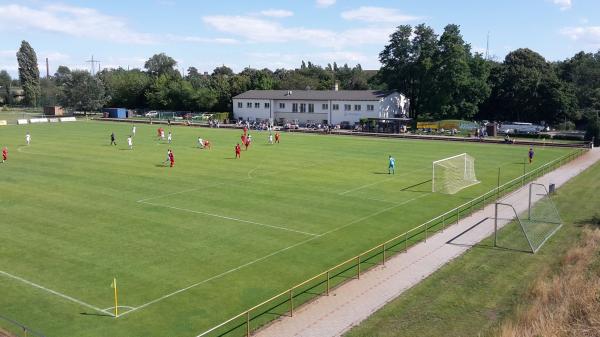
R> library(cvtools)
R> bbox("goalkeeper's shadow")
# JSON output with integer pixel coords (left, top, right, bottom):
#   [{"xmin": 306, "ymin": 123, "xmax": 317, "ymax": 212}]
[
  {"xmin": 446, "ymin": 217, "xmax": 532, "ymax": 254},
  {"xmin": 399, "ymin": 179, "xmax": 432, "ymax": 193}
]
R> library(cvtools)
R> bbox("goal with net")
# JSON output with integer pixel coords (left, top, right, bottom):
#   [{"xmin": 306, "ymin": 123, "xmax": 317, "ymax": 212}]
[{"xmin": 432, "ymin": 153, "xmax": 479, "ymax": 194}]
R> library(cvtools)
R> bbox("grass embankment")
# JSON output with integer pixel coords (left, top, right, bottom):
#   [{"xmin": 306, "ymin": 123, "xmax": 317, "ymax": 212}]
[{"xmin": 346, "ymin": 162, "xmax": 600, "ymax": 337}]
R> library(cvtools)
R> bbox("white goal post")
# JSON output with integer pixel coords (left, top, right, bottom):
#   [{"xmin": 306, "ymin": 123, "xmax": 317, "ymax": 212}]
[{"xmin": 432, "ymin": 153, "xmax": 480, "ymax": 194}]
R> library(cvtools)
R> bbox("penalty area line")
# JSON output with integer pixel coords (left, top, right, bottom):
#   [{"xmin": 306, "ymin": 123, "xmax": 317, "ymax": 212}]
[
  {"xmin": 139, "ymin": 201, "xmax": 320, "ymax": 237},
  {"xmin": 0, "ymin": 270, "xmax": 111, "ymax": 317},
  {"xmin": 121, "ymin": 193, "xmax": 431, "ymax": 319}
]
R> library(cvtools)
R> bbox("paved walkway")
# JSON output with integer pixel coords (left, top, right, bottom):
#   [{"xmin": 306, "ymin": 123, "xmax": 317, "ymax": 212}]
[{"xmin": 257, "ymin": 148, "xmax": 600, "ymax": 337}]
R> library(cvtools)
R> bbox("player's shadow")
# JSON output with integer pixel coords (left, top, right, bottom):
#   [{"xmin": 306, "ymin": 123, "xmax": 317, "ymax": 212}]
[
  {"xmin": 400, "ymin": 179, "xmax": 431, "ymax": 192},
  {"xmin": 372, "ymin": 172, "xmax": 391, "ymax": 175},
  {"xmin": 446, "ymin": 217, "xmax": 531, "ymax": 253},
  {"xmin": 79, "ymin": 312, "xmax": 113, "ymax": 318}
]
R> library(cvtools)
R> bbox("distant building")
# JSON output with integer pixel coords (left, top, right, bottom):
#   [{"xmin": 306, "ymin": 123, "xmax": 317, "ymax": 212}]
[{"xmin": 232, "ymin": 89, "xmax": 409, "ymax": 125}]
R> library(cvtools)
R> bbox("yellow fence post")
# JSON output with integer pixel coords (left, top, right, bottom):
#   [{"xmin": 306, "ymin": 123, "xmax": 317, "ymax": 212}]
[
  {"xmin": 326, "ymin": 271, "xmax": 330, "ymax": 295},
  {"xmin": 357, "ymin": 256, "xmax": 361, "ymax": 279},
  {"xmin": 382, "ymin": 244, "xmax": 386, "ymax": 265},
  {"xmin": 404, "ymin": 232, "xmax": 408, "ymax": 252},
  {"xmin": 23, "ymin": 328, "xmax": 27, "ymax": 337},
  {"xmin": 246, "ymin": 311, "xmax": 250, "ymax": 337},
  {"xmin": 289, "ymin": 290, "xmax": 293, "ymax": 317}
]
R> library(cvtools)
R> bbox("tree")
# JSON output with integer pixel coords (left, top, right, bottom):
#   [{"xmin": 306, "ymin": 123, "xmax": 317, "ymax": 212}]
[
  {"xmin": 59, "ymin": 70, "xmax": 109, "ymax": 111},
  {"xmin": 16, "ymin": 40, "xmax": 41, "ymax": 106},
  {"xmin": 212, "ymin": 65, "xmax": 234, "ymax": 77},
  {"xmin": 54, "ymin": 66, "xmax": 71, "ymax": 86},
  {"xmin": 144, "ymin": 53, "xmax": 179, "ymax": 78},
  {"xmin": 100, "ymin": 68, "xmax": 150, "ymax": 108},
  {"xmin": 483, "ymin": 48, "xmax": 576, "ymax": 123},
  {"xmin": 0, "ymin": 70, "xmax": 11, "ymax": 104},
  {"xmin": 585, "ymin": 113, "xmax": 600, "ymax": 146}
]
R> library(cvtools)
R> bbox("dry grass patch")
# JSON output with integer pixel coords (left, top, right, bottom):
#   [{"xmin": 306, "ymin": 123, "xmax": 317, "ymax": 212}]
[{"xmin": 499, "ymin": 228, "xmax": 600, "ymax": 337}]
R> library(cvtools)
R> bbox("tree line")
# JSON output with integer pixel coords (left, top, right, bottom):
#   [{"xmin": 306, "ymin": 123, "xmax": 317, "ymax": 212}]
[{"xmin": 3, "ymin": 24, "xmax": 599, "ymax": 133}]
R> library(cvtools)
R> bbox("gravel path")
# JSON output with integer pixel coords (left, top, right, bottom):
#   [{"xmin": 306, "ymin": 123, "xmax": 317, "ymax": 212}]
[{"xmin": 257, "ymin": 148, "xmax": 600, "ymax": 337}]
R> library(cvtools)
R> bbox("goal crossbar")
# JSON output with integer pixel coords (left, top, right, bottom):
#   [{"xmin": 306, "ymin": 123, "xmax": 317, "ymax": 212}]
[{"xmin": 432, "ymin": 153, "xmax": 479, "ymax": 194}]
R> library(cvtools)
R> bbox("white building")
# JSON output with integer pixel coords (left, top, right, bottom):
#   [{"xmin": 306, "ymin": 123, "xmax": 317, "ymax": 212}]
[{"xmin": 232, "ymin": 89, "xmax": 409, "ymax": 126}]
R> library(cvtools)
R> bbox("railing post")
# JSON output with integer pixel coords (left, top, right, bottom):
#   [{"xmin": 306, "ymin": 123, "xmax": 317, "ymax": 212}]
[
  {"xmin": 457, "ymin": 208, "xmax": 460, "ymax": 224},
  {"xmin": 289, "ymin": 290, "xmax": 293, "ymax": 317},
  {"xmin": 382, "ymin": 244, "xmax": 386, "ymax": 265},
  {"xmin": 425, "ymin": 222, "xmax": 428, "ymax": 241},
  {"xmin": 357, "ymin": 256, "xmax": 361, "ymax": 279},
  {"xmin": 24, "ymin": 328, "xmax": 27, "ymax": 337},
  {"xmin": 326, "ymin": 271, "xmax": 330, "ymax": 295},
  {"xmin": 246, "ymin": 311, "xmax": 251, "ymax": 337},
  {"xmin": 404, "ymin": 232, "xmax": 408, "ymax": 252},
  {"xmin": 482, "ymin": 195, "xmax": 486, "ymax": 210},
  {"xmin": 442, "ymin": 213, "xmax": 445, "ymax": 230}
]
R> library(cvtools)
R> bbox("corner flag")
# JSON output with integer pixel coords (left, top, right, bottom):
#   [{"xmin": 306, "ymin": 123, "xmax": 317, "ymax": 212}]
[{"xmin": 111, "ymin": 277, "xmax": 118, "ymax": 317}]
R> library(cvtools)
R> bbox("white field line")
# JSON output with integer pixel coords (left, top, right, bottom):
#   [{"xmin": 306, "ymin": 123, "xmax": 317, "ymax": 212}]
[
  {"xmin": 0, "ymin": 270, "xmax": 112, "ymax": 316},
  {"xmin": 117, "ymin": 236, "xmax": 320, "ymax": 318},
  {"xmin": 338, "ymin": 167, "xmax": 430, "ymax": 195},
  {"xmin": 119, "ymin": 192, "xmax": 432, "ymax": 318},
  {"xmin": 139, "ymin": 201, "xmax": 319, "ymax": 237}
]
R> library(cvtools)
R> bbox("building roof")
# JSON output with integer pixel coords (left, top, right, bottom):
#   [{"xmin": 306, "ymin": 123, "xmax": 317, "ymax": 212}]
[{"xmin": 233, "ymin": 90, "xmax": 398, "ymax": 101}]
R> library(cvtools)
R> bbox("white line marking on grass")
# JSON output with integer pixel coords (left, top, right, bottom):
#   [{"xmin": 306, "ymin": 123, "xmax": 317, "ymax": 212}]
[
  {"xmin": 0, "ymin": 270, "xmax": 111, "ymax": 316},
  {"xmin": 117, "ymin": 235, "xmax": 320, "ymax": 318},
  {"xmin": 247, "ymin": 166, "xmax": 261, "ymax": 179},
  {"xmin": 338, "ymin": 167, "xmax": 430, "ymax": 195},
  {"xmin": 139, "ymin": 201, "xmax": 320, "ymax": 237},
  {"xmin": 118, "ymin": 192, "xmax": 432, "ymax": 318}
]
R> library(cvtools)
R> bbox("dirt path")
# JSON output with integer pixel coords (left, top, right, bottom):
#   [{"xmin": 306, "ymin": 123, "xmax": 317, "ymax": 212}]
[{"xmin": 256, "ymin": 148, "xmax": 600, "ymax": 337}]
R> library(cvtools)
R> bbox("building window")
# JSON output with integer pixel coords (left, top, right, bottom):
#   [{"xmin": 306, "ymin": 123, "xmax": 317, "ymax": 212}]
[
  {"xmin": 367, "ymin": 105, "xmax": 374, "ymax": 111},
  {"xmin": 354, "ymin": 104, "xmax": 361, "ymax": 111},
  {"xmin": 308, "ymin": 104, "xmax": 314, "ymax": 113},
  {"xmin": 300, "ymin": 103, "xmax": 306, "ymax": 113},
  {"xmin": 344, "ymin": 104, "xmax": 351, "ymax": 111},
  {"xmin": 238, "ymin": 102, "xmax": 242, "ymax": 108},
  {"xmin": 265, "ymin": 102, "xmax": 270, "ymax": 108},
  {"xmin": 279, "ymin": 103, "xmax": 285, "ymax": 109},
  {"xmin": 254, "ymin": 102, "xmax": 260, "ymax": 108},
  {"xmin": 322, "ymin": 103, "xmax": 328, "ymax": 110},
  {"xmin": 292, "ymin": 103, "xmax": 298, "ymax": 112},
  {"xmin": 332, "ymin": 104, "xmax": 339, "ymax": 110},
  {"xmin": 247, "ymin": 102, "xmax": 252, "ymax": 108}
]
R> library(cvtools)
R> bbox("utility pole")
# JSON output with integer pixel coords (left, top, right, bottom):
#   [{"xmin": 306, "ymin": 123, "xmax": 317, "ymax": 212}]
[
  {"xmin": 86, "ymin": 55, "xmax": 100, "ymax": 76},
  {"xmin": 46, "ymin": 58, "xmax": 50, "ymax": 78}
]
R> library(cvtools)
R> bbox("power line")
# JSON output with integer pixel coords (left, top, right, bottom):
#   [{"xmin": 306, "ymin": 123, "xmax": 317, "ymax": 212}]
[{"xmin": 86, "ymin": 55, "xmax": 100, "ymax": 76}]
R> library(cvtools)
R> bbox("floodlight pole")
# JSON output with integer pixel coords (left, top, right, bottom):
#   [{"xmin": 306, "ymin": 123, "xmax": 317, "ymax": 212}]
[
  {"xmin": 494, "ymin": 203, "xmax": 498, "ymax": 247},
  {"xmin": 496, "ymin": 168, "xmax": 501, "ymax": 201}
]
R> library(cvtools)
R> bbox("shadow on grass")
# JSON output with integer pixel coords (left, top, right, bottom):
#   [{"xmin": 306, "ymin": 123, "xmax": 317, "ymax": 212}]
[
  {"xmin": 79, "ymin": 312, "xmax": 113, "ymax": 318},
  {"xmin": 575, "ymin": 215, "xmax": 600, "ymax": 228},
  {"xmin": 446, "ymin": 217, "xmax": 532, "ymax": 254},
  {"xmin": 401, "ymin": 179, "xmax": 432, "ymax": 192}
]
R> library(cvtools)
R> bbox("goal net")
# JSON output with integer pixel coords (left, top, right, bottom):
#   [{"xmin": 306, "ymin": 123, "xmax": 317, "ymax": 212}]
[
  {"xmin": 494, "ymin": 183, "xmax": 563, "ymax": 253},
  {"xmin": 432, "ymin": 153, "xmax": 479, "ymax": 194}
]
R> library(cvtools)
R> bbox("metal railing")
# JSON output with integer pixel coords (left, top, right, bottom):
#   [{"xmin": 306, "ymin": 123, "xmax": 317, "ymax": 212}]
[
  {"xmin": 0, "ymin": 314, "xmax": 46, "ymax": 337},
  {"xmin": 197, "ymin": 148, "xmax": 588, "ymax": 337}
]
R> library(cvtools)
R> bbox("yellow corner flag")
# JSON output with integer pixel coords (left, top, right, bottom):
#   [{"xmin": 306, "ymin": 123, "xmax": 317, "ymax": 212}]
[{"xmin": 111, "ymin": 277, "xmax": 118, "ymax": 317}]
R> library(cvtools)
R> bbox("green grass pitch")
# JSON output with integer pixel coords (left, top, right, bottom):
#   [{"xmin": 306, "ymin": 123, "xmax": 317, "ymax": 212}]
[{"xmin": 0, "ymin": 120, "xmax": 572, "ymax": 337}]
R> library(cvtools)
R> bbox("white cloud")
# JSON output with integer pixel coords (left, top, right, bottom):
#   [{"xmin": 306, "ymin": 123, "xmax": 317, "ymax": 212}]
[
  {"xmin": 552, "ymin": 0, "xmax": 572, "ymax": 10},
  {"xmin": 260, "ymin": 9, "xmax": 294, "ymax": 18},
  {"xmin": 560, "ymin": 26, "xmax": 600, "ymax": 45},
  {"xmin": 316, "ymin": 0, "xmax": 336, "ymax": 8},
  {"xmin": 245, "ymin": 50, "xmax": 375, "ymax": 70},
  {"xmin": 202, "ymin": 15, "xmax": 395, "ymax": 48},
  {"xmin": 341, "ymin": 6, "xmax": 420, "ymax": 23},
  {"xmin": 166, "ymin": 34, "xmax": 239, "ymax": 44},
  {"xmin": 0, "ymin": 4, "xmax": 156, "ymax": 44},
  {"xmin": 203, "ymin": 15, "xmax": 337, "ymax": 44}
]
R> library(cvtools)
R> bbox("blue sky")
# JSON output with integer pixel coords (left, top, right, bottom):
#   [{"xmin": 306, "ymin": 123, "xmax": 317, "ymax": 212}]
[{"xmin": 0, "ymin": 0, "xmax": 598, "ymax": 77}]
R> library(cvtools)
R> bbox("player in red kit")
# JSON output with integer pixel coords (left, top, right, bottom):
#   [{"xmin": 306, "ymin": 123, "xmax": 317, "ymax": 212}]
[
  {"xmin": 241, "ymin": 133, "xmax": 246, "ymax": 145},
  {"xmin": 243, "ymin": 126, "xmax": 248, "ymax": 135},
  {"xmin": 235, "ymin": 144, "xmax": 241, "ymax": 158},
  {"xmin": 2, "ymin": 147, "xmax": 7, "ymax": 163},
  {"xmin": 275, "ymin": 132, "xmax": 280, "ymax": 143},
  {"xmin": 168, "ymin": 150, "xmax": 175, "ymax": 167}
]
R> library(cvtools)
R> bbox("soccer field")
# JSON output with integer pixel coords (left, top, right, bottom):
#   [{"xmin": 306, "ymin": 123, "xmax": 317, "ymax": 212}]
[{"xmin": 0, "ymin": 121, "xmax": 573, "ymax": 337}]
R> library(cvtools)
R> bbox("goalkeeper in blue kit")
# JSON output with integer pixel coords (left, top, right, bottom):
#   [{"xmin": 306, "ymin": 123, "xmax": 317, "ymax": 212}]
[{"xmin": 388, "ymin": 155, "xmax": 395, "ymax": 174}]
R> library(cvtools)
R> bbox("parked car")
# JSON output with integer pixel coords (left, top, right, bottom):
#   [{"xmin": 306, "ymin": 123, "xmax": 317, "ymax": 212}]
[{"xmin": 145, "ymin": 111, "xmax": 158, "ymax": 117}]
